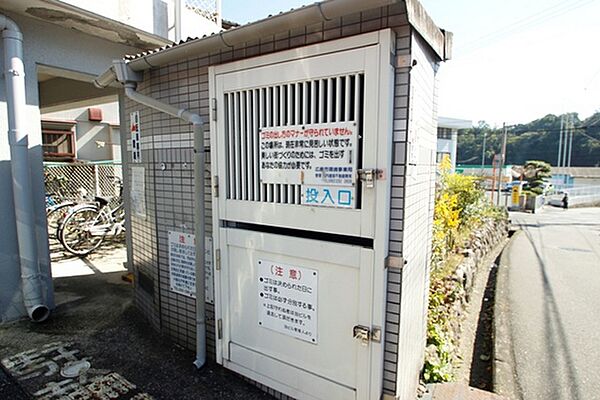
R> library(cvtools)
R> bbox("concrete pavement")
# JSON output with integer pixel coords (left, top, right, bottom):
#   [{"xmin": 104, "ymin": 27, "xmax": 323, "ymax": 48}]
[
  {"xmin": 499, "ymin": 207, "xmax": 600, "ymax": 400},
  {"xmin": 0, "ymin": 272, "xmax": 271, "ymax": 399}
]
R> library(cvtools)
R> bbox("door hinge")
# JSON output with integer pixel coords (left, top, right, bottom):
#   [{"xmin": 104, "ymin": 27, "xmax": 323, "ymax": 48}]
[
  {"xmin": 357, "ymin": 169, "xmax": 385, "ymax": 188},
  {"xmin": 353, "ymin": 325, "xmax": 381, "ymax": 345},
  {"xmin": 217, "ymin": 318, "xmax": 222, "ymax": 339},
  {"xmin": 211, "ymin": 98, "xmax": 217, "ymax": 121},
  {"xmin": 215, "ymin": 249, "xmax": 221, "ymax": 271},
  {"xmin": 212, "ymin": 175, "xmax": 219, "ymax": 197}
]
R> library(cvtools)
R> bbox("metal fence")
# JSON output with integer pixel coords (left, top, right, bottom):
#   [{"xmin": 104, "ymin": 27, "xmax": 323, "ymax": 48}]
[
  {"xmin": 547, "ymin": 185, "xmax": 600, "ymax": 207},
  {"xmin": 185, "ymin": 0, "xmax": 219, "ymax": 22},
  {"xmin": 44, "ymin": 162, "xmax": 122, "ymax": 203}
]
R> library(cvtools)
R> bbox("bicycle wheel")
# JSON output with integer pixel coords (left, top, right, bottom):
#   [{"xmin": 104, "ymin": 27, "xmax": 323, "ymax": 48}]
[
  {"xmin": 46, "ymin": 202, "xmax": 75, "ymax": 238},
  {"xmin": 59, "ymin": 206, "xmax": 109, "ymax": 256}
]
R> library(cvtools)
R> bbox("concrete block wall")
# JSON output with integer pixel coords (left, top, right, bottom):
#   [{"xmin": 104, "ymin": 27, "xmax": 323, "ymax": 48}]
[{"xmin": 121, "ymin": 3, "xmax": 441, "ymax": 398}]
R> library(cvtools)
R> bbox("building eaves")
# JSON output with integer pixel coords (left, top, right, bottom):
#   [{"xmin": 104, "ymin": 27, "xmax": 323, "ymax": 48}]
[
  {"xmin": 122, "ymin": 0, "xmax": 452, "ymax": 71},
  {"xmin": 0, "ymin": 0, "xmax": 171, "ymax": 49},
  {"xmin": 438, "ymin": 117, "xmax": 473, "ymax": 130}
]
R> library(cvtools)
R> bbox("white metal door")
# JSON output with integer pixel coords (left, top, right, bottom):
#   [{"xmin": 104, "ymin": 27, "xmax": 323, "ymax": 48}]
[
  {"xmin": 213, "ymin": 39, "xmax": 381, "ymax": 238},
  {"xmin": 209, "ymin": 31, "xmax": 394, "ymax": 400},
  {"xmin": 220, "ymin": 229, "xmax": 374, "ymax": 400}
]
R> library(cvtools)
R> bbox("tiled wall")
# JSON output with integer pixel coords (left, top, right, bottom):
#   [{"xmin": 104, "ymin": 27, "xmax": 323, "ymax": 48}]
[
  {"xmin": 382, "ymin": 23, "xmax": 411, "ymax": 397},
  {"xmin": 393, "ymin": 32, "xmax": 439, "ymax": 400},
  {"xmin": 122, "ymin": 3, "xmax": 440, "ymax": 398}
]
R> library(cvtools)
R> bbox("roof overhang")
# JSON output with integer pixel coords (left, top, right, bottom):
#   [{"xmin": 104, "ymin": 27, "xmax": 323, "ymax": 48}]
[
  {"xmin": 438, "ymin": 116, "xmax": 473, "ymax": 130},
  {"xmin": 94, "ymin": 0, "xmax": 452, "ymax": 87},
  {"xmin": 0, "ymin": 0, "xmax": 171, "ymax": 49}
]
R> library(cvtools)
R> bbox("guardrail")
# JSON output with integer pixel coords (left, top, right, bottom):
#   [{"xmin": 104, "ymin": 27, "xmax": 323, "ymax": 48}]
[{"xmin": 547, "ymin": 185, "xmax": 600, "ymax": 207}]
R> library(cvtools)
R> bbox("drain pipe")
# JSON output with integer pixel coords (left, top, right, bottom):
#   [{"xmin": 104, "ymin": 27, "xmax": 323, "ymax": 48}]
[
  {"xmin": 104, "ymin": 60, "xmax": 207, "ymax": 368},
  {"xmin": 1, "ymin": 14, "xmax": 50, "ymax": 322}
]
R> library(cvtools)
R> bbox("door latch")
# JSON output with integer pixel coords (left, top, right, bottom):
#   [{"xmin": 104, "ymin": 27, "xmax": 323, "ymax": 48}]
[
  {"xmin": 353, "ymin": 325, "xmax": 381, "ymax": 345},
  {"xmin": 357, "ymin": 169, "xmax": 384, "ymax": 188}
]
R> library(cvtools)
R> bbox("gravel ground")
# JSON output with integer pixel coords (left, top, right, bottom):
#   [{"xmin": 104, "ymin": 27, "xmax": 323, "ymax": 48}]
[{"xmin": 0, "ymin": 272, "xmax": 272, "ymax": 400}]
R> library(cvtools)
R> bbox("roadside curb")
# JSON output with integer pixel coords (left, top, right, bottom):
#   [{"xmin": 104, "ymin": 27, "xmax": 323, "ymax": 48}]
[{"xmin": 492, "ymin": 229, "xmax": 521, "ymax": 400}]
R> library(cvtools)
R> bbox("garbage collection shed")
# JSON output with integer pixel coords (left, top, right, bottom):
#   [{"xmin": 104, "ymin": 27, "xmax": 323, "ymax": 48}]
[{"xmin": 96, "ymin": 1, "xmax": 451, "ymax": 398}]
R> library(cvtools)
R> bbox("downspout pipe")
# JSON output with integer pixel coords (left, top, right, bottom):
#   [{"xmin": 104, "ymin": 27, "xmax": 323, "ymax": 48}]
[
  {"xmin": 104, "ymin": 60, "xmax": 206, "ymax": 368},
  {"xmin": 1, "ymin": 14, "xmax": 50, "ymax": 322}
]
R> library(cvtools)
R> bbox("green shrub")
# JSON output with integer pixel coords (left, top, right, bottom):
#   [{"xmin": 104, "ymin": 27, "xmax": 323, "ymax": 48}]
[{"xmin": 424, "ymin": 159, "xmax": 507, "ymax": 383}]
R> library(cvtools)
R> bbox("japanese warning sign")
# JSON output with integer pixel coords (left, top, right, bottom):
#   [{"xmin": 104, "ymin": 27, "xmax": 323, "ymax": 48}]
[
  {"xmin": 260, "ymin": 122, "xmax": 358, "ymax": 208},
  {"xmin": 257, "ymin": 260, "xmax": 318, "ymax": 344},
  {"xmin": 168, "ymin": 232, "xmax": 214, "ymax": 303},
  {"xmin": 130, "ymin": 166, "xmax": 146, "ymax": 218}
]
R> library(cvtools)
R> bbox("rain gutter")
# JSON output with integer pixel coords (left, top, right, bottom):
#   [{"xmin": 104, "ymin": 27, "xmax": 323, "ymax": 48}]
[
  {"xmin": 104, "ymin": 60, "xmax": 207, "ymax": 368},
  {"xmin": 1, "ymin": 13, "xmax": 50, "ymax": 322}
]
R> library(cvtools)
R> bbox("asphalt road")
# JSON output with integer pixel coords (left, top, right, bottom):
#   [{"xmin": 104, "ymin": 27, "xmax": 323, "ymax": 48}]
[{"xmin": 505, "ymin": 207, "xmax": 600, "ymax": 400}]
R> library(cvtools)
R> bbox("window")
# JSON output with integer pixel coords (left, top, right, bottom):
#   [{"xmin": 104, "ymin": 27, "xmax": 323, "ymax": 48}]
[
  {"xmin": 437, "ymin": 127, "xmax": 453, "ymax": 140},
  {"xmin": 42, "ymin": 121, "xmax": 76, "ymax": 161}
]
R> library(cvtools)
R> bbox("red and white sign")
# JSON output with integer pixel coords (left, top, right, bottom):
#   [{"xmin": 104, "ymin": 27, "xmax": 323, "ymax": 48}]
[
  {"xmin": 257, "ymin": 259, "xmax": 318, "ymax": 343},
  {"xmin": 130, "ymin": 111, "xmax": 141, "ymax": 163},
  {"xmin": 259, "ymin": 122, "xmax": 357, "ymax": 187}
]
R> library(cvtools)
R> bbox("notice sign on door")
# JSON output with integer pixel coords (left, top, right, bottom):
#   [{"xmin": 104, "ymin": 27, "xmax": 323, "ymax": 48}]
[
  {"xmin": 257, "ymin": 260, "xmax": 318, "ymax": 344},
  {"xmin": 260, "ymin": 122, "xmax": 357, "ymax": 186},
  {"xmin": 260, "ymin": 122, "xmax": 358, "ymax": 208},
  {"xmin": 168, "ymin": 232, "xmax": 214, "ymax": 303}
]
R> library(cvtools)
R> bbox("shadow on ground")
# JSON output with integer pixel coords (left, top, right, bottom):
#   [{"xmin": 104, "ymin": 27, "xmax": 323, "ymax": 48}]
[
  {"xmin": 0, "ymin": 272, "xmax": 272, "ymax": 400},
  {"xmin": 49, "ymin": 235, "xmax": 126, "ymax": 263}
]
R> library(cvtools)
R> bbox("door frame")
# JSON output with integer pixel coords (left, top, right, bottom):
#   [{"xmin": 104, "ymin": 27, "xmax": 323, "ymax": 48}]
[{"xmin": 208, "ymin": 29, "xmax": 395, "ymax": 399}]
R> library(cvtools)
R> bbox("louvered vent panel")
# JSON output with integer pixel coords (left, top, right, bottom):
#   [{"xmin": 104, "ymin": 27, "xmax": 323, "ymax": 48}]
[{"xmin": 224, "ymin": 73, "xmax": 364, "ymax": 205}]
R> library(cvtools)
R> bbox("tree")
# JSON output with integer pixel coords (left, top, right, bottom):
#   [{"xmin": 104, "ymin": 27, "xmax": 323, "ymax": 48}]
[
  {"xmin": 457, "ymin": 112, "xmax": 600, "ymax": 167},
  {"xmin": 522, "ymin": 160, "xmax": 551, "ymax": 195}
]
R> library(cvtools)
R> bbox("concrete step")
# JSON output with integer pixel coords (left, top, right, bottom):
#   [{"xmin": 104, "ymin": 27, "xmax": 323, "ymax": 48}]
[{"xmin": 428, "ymin": 383, "xmax": 510, "ymax": 400}]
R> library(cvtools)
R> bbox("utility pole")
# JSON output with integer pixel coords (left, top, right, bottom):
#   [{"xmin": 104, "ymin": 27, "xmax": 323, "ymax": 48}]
[
  {"xmin": 481, "ymin": 130, "xmax": 487, "ymax": 173},
  {"xmin": 491, "ymin": 154, "xmax": 497, "ymax": 205},
  {"xmin": 497, "ymin": 123, "xmax": 508, "ymax": 206},
  {"xmin": 562, "ymin": 114, "xmax": 569, "ymax": 171},
  {"xmin": 557, "ymin": 115, "xmax": 564, "ymax": 169},
  {"xmin": 567, "ymin": 114, "xmax": 574, "ymax": 168}
]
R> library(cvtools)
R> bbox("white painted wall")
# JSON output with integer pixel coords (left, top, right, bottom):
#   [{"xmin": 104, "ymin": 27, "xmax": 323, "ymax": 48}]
[
  {"xmin": 436, "ymin": 132, "xmax": 458, "ymax": 171},
  {"xmin": 44, "ymin": 102, "xmax": 121, "ymax": 161},
  {"xmin": 395, "ymin": 32, "xmax": 440, "ymax": 400},
  {"xmin": 0, "ymin": 11, "xmax": 139, "ymax": 322}
]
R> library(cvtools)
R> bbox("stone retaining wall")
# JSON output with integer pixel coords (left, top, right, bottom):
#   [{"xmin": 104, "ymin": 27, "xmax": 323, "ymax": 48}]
[{"xmin": 425, "ymin": 217, "xmax": 509, "ymax": 380}]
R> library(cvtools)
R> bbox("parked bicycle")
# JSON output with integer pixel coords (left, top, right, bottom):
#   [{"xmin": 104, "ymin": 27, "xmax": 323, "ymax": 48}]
[
  {"xmin": 46, "ymin": 188, "xmax": 92, "ymax": 238},
  {"xmin": 57, "ymin": 177, "xmax": 125, "ymax": 256}
]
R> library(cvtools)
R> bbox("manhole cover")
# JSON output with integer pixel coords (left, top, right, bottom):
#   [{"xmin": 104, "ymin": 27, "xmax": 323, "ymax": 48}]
[{"xmin": 61, "ymin": 360, "xmax": 91, "ymax": 378}]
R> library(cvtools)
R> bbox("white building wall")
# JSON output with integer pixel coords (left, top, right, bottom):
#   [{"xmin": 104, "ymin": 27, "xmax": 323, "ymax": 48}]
[
  {"xmin": 0, "ymin": 11, "xmax": 140, "ymax": 322},
  {"xmin": 437, "ymin": 134, "xmax": 457, "ymax": 171},
  {"xmin": 43, "ymin": 102, "xmax": 121, "ymax": 161},
  {"xmin": 394, "ymin": 31, "xmax": 439, "ymax": 400},
  {"xmin": 61, "ymin": 0, "xmax": 221, "ymax": 41}
]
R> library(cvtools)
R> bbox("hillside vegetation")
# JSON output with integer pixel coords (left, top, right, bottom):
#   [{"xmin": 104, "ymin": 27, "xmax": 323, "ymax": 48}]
[{"xmin": 457, "ymin": 112, "xmax": 600, "ymax": 167}]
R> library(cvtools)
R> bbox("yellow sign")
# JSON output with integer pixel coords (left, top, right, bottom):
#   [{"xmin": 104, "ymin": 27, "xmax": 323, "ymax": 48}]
[{"xmin": 511, "ymin": 184, "xmax": 521, "ymax": 205}]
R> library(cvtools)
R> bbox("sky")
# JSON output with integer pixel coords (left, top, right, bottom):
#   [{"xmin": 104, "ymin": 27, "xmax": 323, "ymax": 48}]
[{"xmin": 222, "ymin": 0, "xmax": 600, "ymax": 126}]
